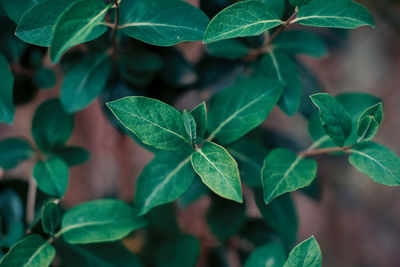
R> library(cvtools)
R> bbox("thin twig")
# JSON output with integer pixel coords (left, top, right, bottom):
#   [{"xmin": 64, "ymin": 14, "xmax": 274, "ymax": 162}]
[
  {"xmin": 299, "ymin": 145, "xmax": 353, "ymax": 158},
  {"xmin": 109, "ymin": 1, "xmax": 120, "ymax": 58},
  {"xmin": 26, "ymin": 177, "xmax": 37, "ymax": 226}
]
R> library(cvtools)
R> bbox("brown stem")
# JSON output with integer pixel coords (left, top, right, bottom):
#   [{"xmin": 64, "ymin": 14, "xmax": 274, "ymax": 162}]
[
  {"xmin": 299, "ymin": 146, "xmax": 353, "ymax": 158},
  {"xmin": 26, "ymin": 177, "xmax": 37, "ymax": 226},
  {"xmin": 110, "ymin": 1, "xmax": 120, "ymax": 57},
  {"xmin": 244, "ymin": 9, "xmax": 298, "ymax": 61}
]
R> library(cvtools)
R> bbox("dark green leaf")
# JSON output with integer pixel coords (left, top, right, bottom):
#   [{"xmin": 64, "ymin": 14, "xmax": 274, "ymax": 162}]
[
  {"xmin": 255, "ymin": 51, "xmax": 301, "ymax": 116},
  {"xmin": 206, "ymin": 197, "xmax": 246, "ymax": 240},
  {"xmin": 255, "ymin": 0, "xmax": 286, "ymax": 18},
  {"xmin": 289, "ymin": 0, "xmax": 311, "ymax": 7},
  {"xmin": 119, "ymin": 0, "xmax": 209, "ymax": 46},
  {"xmin": 203, "ymin": 1, "xmax": 283, "ymax": 43},
  {"xmin": 107, "ymin": 96, "xmax": 190, "ymax": 151},
  {"xmin": 32, "ymin": 99, "xmax": 74, "ymax": 152},
  {"xmin": 191, "ymin": 101, "xmax": 207, "ymax": 138},
  {"xmin": 356, "ymin": 102, "xmax": 383, "ymax": 142},
  {"xmin": 135, "ymin": 150, "xmax": 195, "ymax": 215},
  {"xmin": 272, "ymin": 30, "xmax": 326, "ymax": 57},
  {"xmin": 191, "ymin": 141, "xmax": 242, "ymax": 202},
  {"xmin": 52, "ymin": 146, "xmax": 90, "ymax": 166},
  {"xmin": 15, "ymin": 0, "xmax": 77, "ymax": 46},
  {"xmin": 0, "ymin": 138, "xmax": 33, "ymax": 170},
  {"xmin": 349, "ymin": 142, "xmax": 400, "ymax": 186},
  {"xmin": 49, "ymin": 0, "xmax": 112, "ymax": 63},
  {"xmin": 33, "ymin": 156, "xmax": 69, "ymax": 197},
  {"xmin": 0, "ymin": 54, "xmax": 14, "ymax": 124},
  {"xmin": 262, "ymin": 148, "xmax": 317, "ymax": 204},
  {"xmin": 0, "ymin": 0, "xmax": 45, "ymax": 23},
  {"xmin": 179, "ymin": 178, "xmax": 209, "ymax": 207},
  {"xmin": 207, "ymin": 76, "xmax": 284, "ymax": 144},
  {"xmin": 42, "ymin": 200, "xmax": 61, "ymax": 234},
  {"xmin": 61, "ymin": 53, "xmax": 111, "ymax": 113},
  {"xmin": 284, "ymin": 236, "xmax": 322, "ymax": 267},
  {"xmin": 243, "ymin": 241, "xmax": 286, "ymax": 267},
  {"xmin": 183, "ymin": 110, "xmax": 197, "ymax": 144},
  {"xmin": 155, "ymin": 235, "xmax": 200, "ymax": 267},
  {"xmin": 293, "ymin": 0, "xmax": 374, "ymax": 29},
  {"xmin": 206, "ymin": 39, "xmax": 250, "ymax": 60},
  {"xmin": 59, "ymin": 199, "xmax": 147, "ymax": 244},
  {"xmin": 34, "ymin": 68, "xmax": 57, "ymax": 89},
  {"xmin": 310, "ymin": 93, "xmax": 352, "ymax": 147},
  {"xmin": 0, "ymin": 234, "xmax": 55, "ymax": 267}
]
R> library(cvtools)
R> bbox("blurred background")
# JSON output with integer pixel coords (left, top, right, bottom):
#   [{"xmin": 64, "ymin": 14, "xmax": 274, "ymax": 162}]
[{"xmin": 1, "ymin": 0, "xmax": 400, "ymax": 266}]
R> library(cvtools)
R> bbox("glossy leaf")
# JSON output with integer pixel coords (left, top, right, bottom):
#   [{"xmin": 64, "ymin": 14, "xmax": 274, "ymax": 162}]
[
  {"xmin": 59, "ymin": 199, "xmax": 147, "ymax": 244},
  {"xmin": 191, "ymin": 101, "xmax": 207, "ymax": 138},
  {"xmin": 155, "ymin": 235, "xmax": 200, "ymax": 267},
  {"xmin": 33, "ymin": 156, "xmax": 69, "ymax": 197},
  {"xmin": 310, "ymin": 93, "xmax": 352, "ymax": 147},
  {"xmin": 0, "ymin": 234, "xmax": 55, "ymax": 267},
  {"xmin": 0, "ymin": 138, "xmax": 33, "ymax": 170},
  {"xmin": 0, "ymin": 54, "xmax": 14, "ymax": 124},
  {"xmin": 107, "ymin": 96, "xmax": 190, "ymax": 151},
  {"xmin": 183, "ymin": 110, "xmax": 197, "ymax": 144},
  {"xmin": 284, "ymin": 236, "xmax": 322, "ymax": 267},
  {"xmin": 255, "ymin": 0, "xmax": 286, "ymax": 18},
  {"xmin": 293, "ymin": 0, "xmax": 374, "ymax": 29},
  {"xmin": 207, "ymin": 76, "xmax": 284, "ymax": 144},
  {"xmin": 42, "ymin": 201, "xmax": 61, "ymax": 234},
  {"xmin": 0, "ymin": 0, "xmax": 45, "ymax": 23},
  {"xmin": 49, "ymin": 0, "xmax": 112, "ymax": 63},
  {"xmin": 272, "ymin": 30, "xmax": 327, "ymax": 57},
  {"xmin": 15, "ymin": 0, "xmax": 77, "ymax": 46},
  {"xmin": 191, "ymin": 142, "xmax": 242, "ymax": 202},
  {"xmin": 61, "ymin": 53, "xmax": 111, "ymax": 113},
  {"xmin": 203, "ymin": 1, "xmax": 283, "ymax": 43},
  {"xmin": 119, "ymin": 0, "xmax": 209, "ymax": 46},
  {"xmin": 256, "ymin": 51, "xmax": 301, "ymax": 116},
  {"xmin": 262, "ymin": 148, "xmax": 317, "ymax": 204},
  {"xmin": 206, "ymin": 39, "xmax": 250, "ymax": 60},
  {"xmin": 244, "ymin": 241, "xmax": 286, "ymax": 267},
  {"xmin": 349, "ymin": 142, "xmax": 400, "ymax": 186},
  {"xmin": 31, "ymin": 99, "xmax": 74, "ymax": 152},
  {"xmin": 135, "ymin": 150, "xmax": 195, "ymax": 215},
  {"xmin": 357, "ymin": 102, "xmax": 383, "ymax": 142},
  {"xmin": 255, "ymin": 191, "xmax": 298, "ymax": 246},
  {"xmin": 228, "ymin": 139, "xmax": 267, "ymax": 188},
  {"xmin": 52, "ymin": 146, "xmax": 90, "ymax": 166}
]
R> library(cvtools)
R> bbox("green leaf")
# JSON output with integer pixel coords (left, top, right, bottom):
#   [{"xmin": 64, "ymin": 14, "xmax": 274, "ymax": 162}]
[
  {"xmin": 356, "ymin": 102, "xmax": 383, "ymax": 142},
  {"xmin": 31, "ymin": 99, "xmax": 74, "ymax": 152},
  {"xmin": 15, "ymin": 0, "xmax": 77, "ymax": 47},
  {"xmin": 293, "ymin": 0, "xmax": 374, "ymax": 29},
  {"xmin": 349, "ymin": 142, "xmax": 400, "ymax": 186},
  {"xmin": 33, "ymin": 156, "xmax": 69, "ymax": 197},
  {"xmin": 135, "ymin": 150, "xmax": 195, "ymax": 215},
  {"xmin": 310, "ymin": 93, "xmax": 352, "ymax": 147},
  {"xmin": 107, "ymin": 96, "xmax": 190, "ymax": 151},
  {"xmin": 203, "ymin": 1, "xmax": 283, "ymax": 43},
  {"xmin": 0, "ymin": 138, "xmax": 33, "ymax": 170},
  {"xmin": 49, "ymin": 0, "xmax": 112, "ymax": 63},
  {"xmin": 256, "ymin": 51, "xmax": 301, "ymax": 116},
  {"xmin": 255, "ymin": 0, "xmax": 286, "ymax": 18},
  {"xmin": 183, "ymin": 110, "xmax": 197, "ymax": 144},
  {"xmin": 191, "ymin": 101, "xmax": 207, "ymax": 138},
  {"xmin": 243, "ymin": 241, "xmax": 286, "ymax": 267},
  {"xmin": 191, "ymin": 142, "xmax": 242, "ymax": 202},
  {"xmin": 284, "ymin": 236, "xmax": 322, "ymax": 267},
  {"xmin": 0, "ymin": 54, "xmax": 14, "ymax": 124},
  {"xmin": 34, "ymin": 68, "xmax": 57, "ymax": 89},
  {"xmin": 118, "ymin": 0, "xmax": 209, "ymax": 46},
  {"xmin": 262, "ymin": 148, "xmax": 317, "ymax": 204},
  {"xmin": 207, "ymin": 76, "xmax": 284, "ymax": 144},
  {"xmin": 0, "ymin": 0, "xmax": 45, "ymax": 23},
  {"xmin": 206, "ymin": 39, "xmax": 250, "ymax": 60},
  {"xmin": 155, "ymin": 235, "xmax": 200, "ymax": 267},
  {"xmin": 61, "ymin": 53, "xmax": 111, "ymax": 113},
  {"xmin": 289, "ymin": 0, "xmax": 311, "ymax": 7},
  {"xmin": 59, "ymin": 199, "xmax": 147, "ymax": 244},
  {"xmin": 0, "ymin": 234, "xmax": 55, "ymax": 267},
  {"xmin": 228, "ymin": 139, "xmax": 268, "ymax": 188},
  {"xmin": 255, "ymin": 191, "xmax": 298, "ymax": 246},
  {"xmin": 271, "ymin": 30, "xmax": 327, "ymax": 57},
  {"xmin": 206, "ymin": 197, "xmax": 246, "ymax": 240},
  {"xmin": 42, "ymin": 201, "xmax": 61, "ymax": 235},
  {"xmin": 52, "ymin": 146, "xmax": 90, "ymax": 166}
]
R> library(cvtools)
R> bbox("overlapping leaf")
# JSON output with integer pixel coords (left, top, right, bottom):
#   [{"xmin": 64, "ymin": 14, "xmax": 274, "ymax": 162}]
[{"xmin": 0, "ymin": 54, "xmax": 14, "ymax": 124}]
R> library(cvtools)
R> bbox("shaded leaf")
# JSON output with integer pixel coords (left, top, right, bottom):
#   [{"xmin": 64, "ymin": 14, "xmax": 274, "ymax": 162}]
[
  {"xmin": 183, "ymin": 110, "xmax": 197, "ymax": 144},
  {"xmin": 34, "ymin": 68, "xmax": 57, "ymax": 89},
  {"xmin": 0, "ymin": 0, "xmax": 45, "ymax": 23},
  {"xmin": 42, "ymin": 200, "xmax": 61, "ymax": 234},
  {"xmin": 155, "ymin": 235, "xmax": 200, "ymax": 267},
  {"xmin": 52, "ymin": 146, "xmax": 90, "ymax": 166},
  {"xmin": 191, "ymin": 101, "xmax": 207, "ymax": 138},
  {"xmin": 244, "ymin": 241, "xmax": 286, "ymax": 267},
  {"xmin": 206, "ymin": 39, "xmax": 250, "ymax": 60},
  {"xmin": 0, "ymin": 54, "xmax": 14, "ymax": 124},
  {"xmin": 0, "ymin": 138, "xmax": 33, "ymax": 170},
  {"xmin": 272, "ymin": 30, "xmax": 326, "ymax": 57}
]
